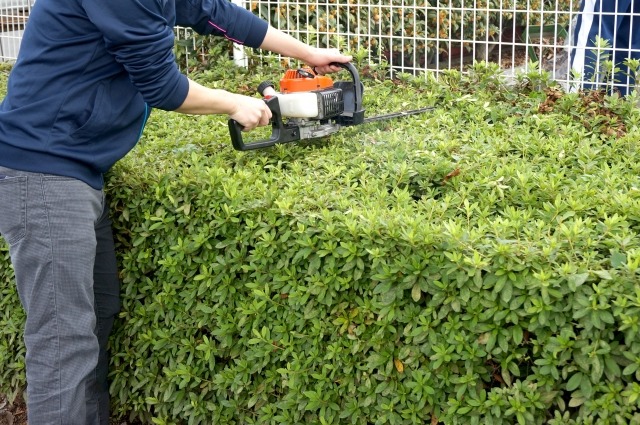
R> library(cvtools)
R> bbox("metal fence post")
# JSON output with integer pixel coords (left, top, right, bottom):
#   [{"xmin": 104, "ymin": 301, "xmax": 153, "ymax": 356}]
[{"xmin": 231, "ymin": 0, "xmax": 248, "ymax": 68}]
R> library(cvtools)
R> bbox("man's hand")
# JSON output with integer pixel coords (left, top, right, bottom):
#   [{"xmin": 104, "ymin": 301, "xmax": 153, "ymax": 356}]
[
  {"xmin": 303, "ymin": 47, "xmax": 352, "ymax": 75},
  {"xmin": 260, "ymin": 27, "xmax": 352, "ymax": 75},
  {"xmin": 228, "ymin": 94, "xmax": 272, "ymax": 131},
  {"xmin": 176, "ymin": 81, "xmax": 271, "ymax": 131}
]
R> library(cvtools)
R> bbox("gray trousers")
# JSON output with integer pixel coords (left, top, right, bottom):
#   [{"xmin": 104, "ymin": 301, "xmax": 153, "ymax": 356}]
[{"xmin": 0, "ymin": 166, "xmax": 120, "ymax": 424}]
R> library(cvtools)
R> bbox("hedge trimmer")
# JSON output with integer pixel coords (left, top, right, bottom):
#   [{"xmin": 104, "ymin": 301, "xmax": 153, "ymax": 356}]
[{"xmin": 228, "ymin": 62, "xmax": 434, "ymax": 151}]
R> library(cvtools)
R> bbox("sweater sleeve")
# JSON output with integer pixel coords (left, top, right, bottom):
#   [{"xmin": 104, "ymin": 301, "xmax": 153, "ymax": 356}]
[
  {"xmin": 176, "ymin": 0, "xmax": 269, "ymax": 48},
  {"xmin": 82, "ymin": 0, "xmax": 189, "ymax": 111}
]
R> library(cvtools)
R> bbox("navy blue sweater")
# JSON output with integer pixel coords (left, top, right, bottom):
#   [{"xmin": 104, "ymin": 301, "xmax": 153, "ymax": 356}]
[{"xmin": 0, "ymin": 0, "xmax": 268, "ymax": 189}]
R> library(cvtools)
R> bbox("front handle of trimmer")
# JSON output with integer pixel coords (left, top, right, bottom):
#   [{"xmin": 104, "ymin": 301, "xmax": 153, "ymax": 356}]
[
  {"xmin": 333, "ymin": 62, "xmax": 365, "ymax": 126},
  {"xmin": 228, "ymin": 97, "xmax": 301, "ymax": 151}
]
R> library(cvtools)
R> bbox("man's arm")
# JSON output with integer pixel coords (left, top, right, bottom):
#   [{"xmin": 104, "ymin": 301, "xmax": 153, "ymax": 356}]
[
  {"xmin": 176, "ymin": 26, "xmax": 352, "ymax": 129},
  {"xmin": 174, "ymin": 80, "xmax": 271, "ymax": 131},
  {"xmin": 259, "ymin": 26, "xmax": 352, "ymax": 74}
]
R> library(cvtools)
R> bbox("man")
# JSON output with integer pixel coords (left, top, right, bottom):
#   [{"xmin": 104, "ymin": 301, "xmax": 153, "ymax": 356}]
[
  {"xmin": 0, "ymin": 0, "xmax": 351, "ymax": 423},
  {"xmin": 570, "ymin": 0, "xmax": 640, "ymax": 95}
]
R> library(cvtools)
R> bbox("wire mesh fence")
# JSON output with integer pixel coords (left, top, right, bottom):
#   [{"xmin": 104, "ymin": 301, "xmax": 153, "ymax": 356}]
[
  {"xmin": 2, "ymin": 1, "xmax": 639, "ymax": 93},
  {"xmin": 245, "ymin": 0, "xmax": 579, "ymax": 82},
  {"xmin": 240, "ymin": 0, "xmax": 639, "ymax": 93}
]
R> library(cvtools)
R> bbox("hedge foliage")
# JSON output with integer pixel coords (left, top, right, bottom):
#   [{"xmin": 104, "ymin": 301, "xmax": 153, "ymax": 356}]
[{"xmin": 2, "ymin": 61, "xmax": 640, "ymax": 424}]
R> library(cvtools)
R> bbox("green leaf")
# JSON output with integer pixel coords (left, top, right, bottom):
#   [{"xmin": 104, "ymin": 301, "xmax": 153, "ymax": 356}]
[
  {"xmin": 610, "ymin": 250, "xmax": 627, "ymax": 269},
  {"xmin": 566, "ymin": 373, "xmax": 583, "ymax": 391},
  {"xmin": 567, "ymin": 273, "xmax": 589, "ymax": 291},
  {"xmin": 622, "ymin": 363, "xmax": 639, "ymax": 376},
  {"xmin": 568, "ymin": 396, "xmax": 586, "ymax": 408},
  {"xmin": 501, "ymin": 282, "xmax": 513, "ymax": 304},
  {"xmin": 580, "ymin": 376, "xmax": 593, "ymax": 398},
  {"xmin": 512, "ymin": 326, "xmax": 523, "ymax": 345},
  {"xmin": 594, "ymin": 270, "xmax": 612, "ymax": 280},
  {"xmin": 411, "ymin": 284, "xmax": 422, "ymax": 302},
  {"xmin": 590, "ymin": 356, "xmax": 603, "ymax": 382}
]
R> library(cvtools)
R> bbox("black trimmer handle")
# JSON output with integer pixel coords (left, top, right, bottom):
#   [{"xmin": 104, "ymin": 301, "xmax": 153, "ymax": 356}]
[
  {"xmin": 228, "ymin": 97, "xmax": 301, "ymax": 151},
  {"xmin": 333, "ymin": 62, "xmax": 365, "ymax": 126}
]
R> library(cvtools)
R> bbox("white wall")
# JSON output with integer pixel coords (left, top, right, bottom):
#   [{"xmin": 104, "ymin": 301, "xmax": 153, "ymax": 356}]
[
  {"xmin": 0, "ymin": 29, "xmax": 23, "ymax": 59},
  {"xmin": 0, "ymin": 0, "xmax": 32, "ymax": 8}
]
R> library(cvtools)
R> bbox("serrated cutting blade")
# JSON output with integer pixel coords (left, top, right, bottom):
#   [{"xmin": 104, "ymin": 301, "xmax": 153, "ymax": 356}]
[{"xmin": 362, "ymin": 106, "xmax": 435, "ymax": 124}]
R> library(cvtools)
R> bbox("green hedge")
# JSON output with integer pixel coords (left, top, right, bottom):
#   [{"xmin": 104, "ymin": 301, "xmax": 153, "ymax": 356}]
[{"xmin": 2, "ymin": 63, "xmax": 640, "ymax": 424}]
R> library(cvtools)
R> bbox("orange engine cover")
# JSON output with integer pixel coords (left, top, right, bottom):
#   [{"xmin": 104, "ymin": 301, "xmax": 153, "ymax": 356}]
[{"xmin": 279, "ymin": 68, "xmax": 334, "ymax": 93}]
